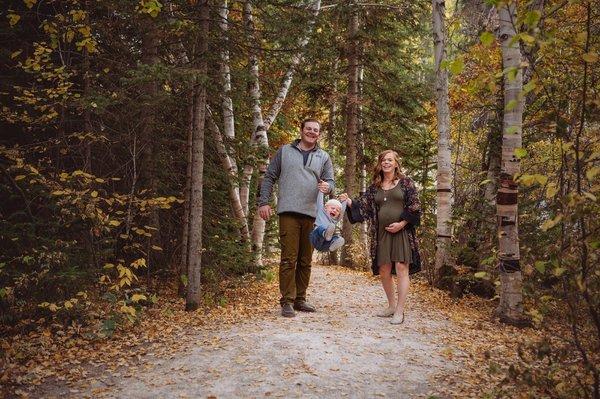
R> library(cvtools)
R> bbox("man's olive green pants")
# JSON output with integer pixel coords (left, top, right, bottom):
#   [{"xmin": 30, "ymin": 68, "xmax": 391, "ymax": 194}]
[{"xmin": 278, "ymin": 213, "xmax": 315, "ymax": 306}]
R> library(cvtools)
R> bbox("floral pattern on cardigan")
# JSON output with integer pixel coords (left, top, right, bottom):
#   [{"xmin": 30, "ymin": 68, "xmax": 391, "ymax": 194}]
[{"xmin": 346, "ymin": 177, "xmax": 422, "ymax": 275}]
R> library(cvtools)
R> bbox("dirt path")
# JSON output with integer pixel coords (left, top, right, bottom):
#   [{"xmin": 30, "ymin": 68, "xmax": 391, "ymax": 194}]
[{"xmin": 59, "ymin": 265, "xmax": 463, "ymax": 398}]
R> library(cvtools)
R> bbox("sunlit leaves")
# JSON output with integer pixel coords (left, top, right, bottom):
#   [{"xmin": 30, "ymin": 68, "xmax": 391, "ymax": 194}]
[
  {"xmin": 523, "ymin": 10, "xmax": 541, "ymax": 28},
  {"xmin": 582, "ymin": 52, "xmax": 598, "ymax": 63},
  {"xmin": 522, "ymin": 79, "xmax": 537, "ymax": 95},
  {"xmin": 137, "ymin": 0, "xmax": 163, "ymax": 17},
  {"xmin": 7, "ymin": 13, "xmax": 21, "ymax": 26},
  {"xmin": 131, "ymin": 294, "xmax": 147, "ymax": 302},
  {"xmin": 480, "ymin": 31, "xmax": 495, "ymax": 47},
  {"xmin": 504, "ymin": 66, "xmax": 519, "ymax": 82},
  {"xmin": 540, "ymin": 214, "xmax": 563, "ymax": 231},
  {"xmin": 586, "ymin": 167, "xmax": 600, "ymax": 181},
  {"xmin": 545, "ymin": 183, "xmax": 559, "ymax": 198},
  {"xmin": 518, "ymin": 174, "xmax": 548, "ymax": 186},
  {"xmin": 505, "ymin": 99, "xmax": 519, "ymax": 111},
  {"xmin": 519, "ymin": 33, "xmax": 536, "ymax": 45},
  {"xmin": 120, "ymin": 304, "xmax": 137, "ymax": 316},
  {"xmin": 514, "ymin": 147, "xmax": 527, "ymax": 159},
  {"xmin": 474, "ymin": 271, "xmax": 489, "ymax": 279},
  {"xmin": 449, "ymin": 58, "xmax": 465, "ymax": 75},
  {"xmin": 534, "ymin": 261, "xmax": 546, "ymax": 274}
]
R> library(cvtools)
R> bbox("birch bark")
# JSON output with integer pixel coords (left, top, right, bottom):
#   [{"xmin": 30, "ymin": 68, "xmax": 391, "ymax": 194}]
[
  {"xmin": 206, "ymin": 108, "xmax": 250, "ymax": 240},
  {"xmin": 433, "ymin": 0, "xmax": 454, "ymax": 282},
  {"xmin": 495, "ymin": 0, "xmax": 525, "ymax": 324},
  {"xmin": 214, "ymin": 0, "xmax": 249, "ymax": 241}
]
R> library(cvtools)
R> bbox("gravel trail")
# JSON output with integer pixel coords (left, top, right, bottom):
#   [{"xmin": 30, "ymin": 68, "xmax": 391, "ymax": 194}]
[{"xmin": 71, "ymin": 265, "xmax": 460, "ymax": 399}]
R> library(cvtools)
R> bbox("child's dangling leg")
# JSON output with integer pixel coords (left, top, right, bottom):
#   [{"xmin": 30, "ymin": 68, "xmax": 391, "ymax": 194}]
[
  {"xmin": 324, "ymin": 223, "xmax": 336, "ymax": 241},
  {"xmin": 328, "ymin": 235, "xmax": 345, "ymax": 252}
]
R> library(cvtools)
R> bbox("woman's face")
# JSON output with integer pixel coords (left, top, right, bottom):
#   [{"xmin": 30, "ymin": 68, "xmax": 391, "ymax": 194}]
[{"xmin": 380, "ymin": 153, "xmax": 397, "ymax": 174}]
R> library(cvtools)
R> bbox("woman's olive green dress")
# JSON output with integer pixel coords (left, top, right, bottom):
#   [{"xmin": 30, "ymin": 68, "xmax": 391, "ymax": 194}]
[{"xmin": 375, "ymin": 183, "xmax": 413, "ymax": 266}]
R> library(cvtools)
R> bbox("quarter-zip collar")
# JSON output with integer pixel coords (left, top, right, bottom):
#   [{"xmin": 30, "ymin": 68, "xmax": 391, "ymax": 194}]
[{"xmin": 291, "ymin": 138, "xmax": 320, "ymax": 153}]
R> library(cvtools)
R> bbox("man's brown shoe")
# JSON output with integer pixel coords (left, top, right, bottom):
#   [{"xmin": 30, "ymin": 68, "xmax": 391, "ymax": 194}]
[
  {"xmin": 293, "ymin": 301, "xmax": 316, "ymax": 312},
  {"xmin": 281, "ymin": 303, "xmax": 295, "ymax": 318}
]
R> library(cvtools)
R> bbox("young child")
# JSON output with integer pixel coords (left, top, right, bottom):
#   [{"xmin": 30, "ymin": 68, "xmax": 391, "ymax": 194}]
[{"xmin": 309, "ymin": 190, "xmax": 347, "ymax": 252}]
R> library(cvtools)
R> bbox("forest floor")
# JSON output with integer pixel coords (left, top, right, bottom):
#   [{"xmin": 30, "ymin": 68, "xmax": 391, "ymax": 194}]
[{"xmin": 5, "ymin": 264, "xmax": 544, "ymax": 399}]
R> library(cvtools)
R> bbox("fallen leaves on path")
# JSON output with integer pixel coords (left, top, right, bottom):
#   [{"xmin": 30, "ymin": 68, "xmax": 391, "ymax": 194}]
[
  {"xmin": 1, "ymin": 269, "xmax": 279, "ymax": 398},
  {"xmin": 1, "ymin": 264, "xmax": 584, "ymax": 398}
]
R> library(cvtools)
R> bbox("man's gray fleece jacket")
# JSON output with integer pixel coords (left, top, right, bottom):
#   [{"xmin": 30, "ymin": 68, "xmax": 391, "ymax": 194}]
[{"xmin": 258, "ymin": 140, "xmax": 335, "ymax": 218}]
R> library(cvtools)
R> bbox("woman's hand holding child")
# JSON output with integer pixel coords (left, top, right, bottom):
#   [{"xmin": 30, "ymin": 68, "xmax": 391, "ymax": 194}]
[{"xmin": 338, "ymin": 193, "xmax": 351, "ymax": 206}]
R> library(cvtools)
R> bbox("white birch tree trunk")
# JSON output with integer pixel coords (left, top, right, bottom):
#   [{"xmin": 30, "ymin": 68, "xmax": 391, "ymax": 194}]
[
  {"xmin": 357, "ymin": 64, "xmax": 368, "ymax": 259},
  {"xmin": 432, "ymin": 0, "xmax": 454, "ymax": 283},
  {"xmin": 206, "ymin": 108, "xmax": 250, "ymax": 241},
  {"xmin": 218, "ymin": 0, "xmax": 235, "ymax": 141},
  {"xmin": 185, "ymin": 1, "xmax": 209, "ymax": 311},
  {"xmin": 213, "ymin": 0, "xmax": 250, "ymax": 241},
  {"xmin": 242, "ymin": 0, "xmax": 269, "ymax": 265},
  {"xmin": 495, "ymin": 0, "xmax": 524, "ymax": 324}
]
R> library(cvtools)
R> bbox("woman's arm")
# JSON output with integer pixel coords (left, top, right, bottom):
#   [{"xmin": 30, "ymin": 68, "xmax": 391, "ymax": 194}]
[
  {"xmin": 346, "ymin": 200, "xmax": 364, "ymax": 224},
  {"xmin": 339, "ymin": 186, "xmax": 375, "ymax": 224},
  {"xmin": 399, "ymin": 178, "xmax": 421, "ymax": 227}
]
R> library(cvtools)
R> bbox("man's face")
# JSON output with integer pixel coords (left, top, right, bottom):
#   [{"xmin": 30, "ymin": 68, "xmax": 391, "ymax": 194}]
[
  {"xmin": 300, "ymin": 121, "xmax": 320, "ymax": 147},
  {"xmin": 325, "ymin": 203, "xmax": 341, "ymax": 219}
]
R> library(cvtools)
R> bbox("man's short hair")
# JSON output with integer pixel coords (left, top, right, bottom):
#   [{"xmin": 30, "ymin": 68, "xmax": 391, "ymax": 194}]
[{"xmin": 301, "ymin": 118, "xmax": 321, "ymax": 130}]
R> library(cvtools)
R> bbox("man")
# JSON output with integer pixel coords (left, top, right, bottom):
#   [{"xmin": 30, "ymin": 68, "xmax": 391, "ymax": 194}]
[{"xmin": 258, "ymin": 118, "xmax": 334, "ymax": 318}]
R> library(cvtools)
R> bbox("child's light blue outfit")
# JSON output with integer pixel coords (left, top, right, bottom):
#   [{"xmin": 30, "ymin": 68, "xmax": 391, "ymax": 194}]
[{"xmin": 309, "ymin": 191, "xmax": 347, "ymax": 252}]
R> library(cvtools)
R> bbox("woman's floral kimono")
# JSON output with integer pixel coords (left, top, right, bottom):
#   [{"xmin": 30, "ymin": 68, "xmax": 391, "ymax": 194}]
[{"xmin": 346, "ymin": 177, "xmax": 422, "ymax": 275}]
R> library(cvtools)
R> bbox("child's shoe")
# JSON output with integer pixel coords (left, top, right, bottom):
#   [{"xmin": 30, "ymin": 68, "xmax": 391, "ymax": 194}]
[
  {"xmin": 324, "ymin": 223, "xmax": 336, "ymax": 241},
  {"xmin": 328, "ymin": 236, "xmax": 345, "ymax": 252}
]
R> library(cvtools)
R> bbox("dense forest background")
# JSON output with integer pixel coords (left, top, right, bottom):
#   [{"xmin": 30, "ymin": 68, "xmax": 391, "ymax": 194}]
[{"xmin": 1, "ymin": 0, "xmax": 598, "ymax": 397}]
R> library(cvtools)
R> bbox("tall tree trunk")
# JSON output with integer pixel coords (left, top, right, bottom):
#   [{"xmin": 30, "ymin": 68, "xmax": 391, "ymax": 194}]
[
  {"xmin": 242, "ymin": 0, "xmax": 269, "ymax": 266},
  {"xmin": 139, "ymin": 16, "xmax": 161, "ymax": 274},
  {"xmin": 206, "ymin": 108, "xmax": 250, "ymax": 241},
  {"xmin": 495, "ymin": 1, "xmax": 525, "ymax": 324},
  {"xmin": 218, "ymin": 0, "xmax": 235, "ymax": 141},
  {"xmin": 432, "ymin": 0, "xmax": 454, "ymax": 284},
  {"xmin": 179, "ymin": 95, "xmax": 195, "ymax": 297},
  {"xmin": 82, "ymin": 1, "xmax": 92, "ymax": 173},
  {"xmin": 185, "ymin": 1, "xmax": 209, "ymax": 311},
  {"xmin": 215, "ymin": 0, "xmax": 250, "ymax": 241},
  {"xmin": 341, "ymin": 2, "xmax": 360, "ymax": 267},
  {"xmin": 484, "ymin": 92, "xmax": 504, "ymax": 203},
  {"xmin": 327, "ymin": 60, "xmax": 340, "ymax": 266},
  {"xmin": 357, "ymin": 64, "xmax": 368, "ymax": 260}
]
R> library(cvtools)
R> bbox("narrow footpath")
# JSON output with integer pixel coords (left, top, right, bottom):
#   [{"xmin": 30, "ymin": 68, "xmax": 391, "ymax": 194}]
[{"xmin": 33, "ymin": 265, "xmax": 534, "ymax": 398}]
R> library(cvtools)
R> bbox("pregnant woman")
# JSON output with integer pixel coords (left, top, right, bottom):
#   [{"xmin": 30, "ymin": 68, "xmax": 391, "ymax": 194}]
[{"xmin": 339, "ymin": 150, "xmax": 421, "ymax": 325}]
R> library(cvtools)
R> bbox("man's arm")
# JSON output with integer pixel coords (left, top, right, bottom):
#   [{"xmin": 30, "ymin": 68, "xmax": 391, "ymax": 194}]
[
  {"xmin": 258, "ymin": 147, "xmax": 283, "ymax": 207},
  {"xmin": 320, "ymin": 154, "xmax": 335, "ymax": 194},
  {"xmin": 316, "ymin": 191, "xmax": 324, "ymax": 213}
]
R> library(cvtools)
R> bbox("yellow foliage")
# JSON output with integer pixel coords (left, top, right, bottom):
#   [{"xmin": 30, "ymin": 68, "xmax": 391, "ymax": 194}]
[
  {"xmin": 8, "ymin": 13, "xmax": 21, "ymax": 26},
  {"xmin": 120, "ymin": 304, "xmax": 137, "ymax": 316},
  {"xmin": 131, "ymin": 294, "xmax": 147, "ymax": 302}
]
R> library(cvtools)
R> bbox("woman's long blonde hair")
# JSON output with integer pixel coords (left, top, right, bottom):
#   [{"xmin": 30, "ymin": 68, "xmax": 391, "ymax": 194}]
[{"xmin": 372, "ymin": 150, "xmax": 404, "ymax": 188}]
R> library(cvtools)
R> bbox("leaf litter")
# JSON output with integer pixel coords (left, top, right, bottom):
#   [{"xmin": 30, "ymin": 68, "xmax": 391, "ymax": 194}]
[{"xmin": 1, "ymin": 264, "xmax": 561, "ymax": 398}]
